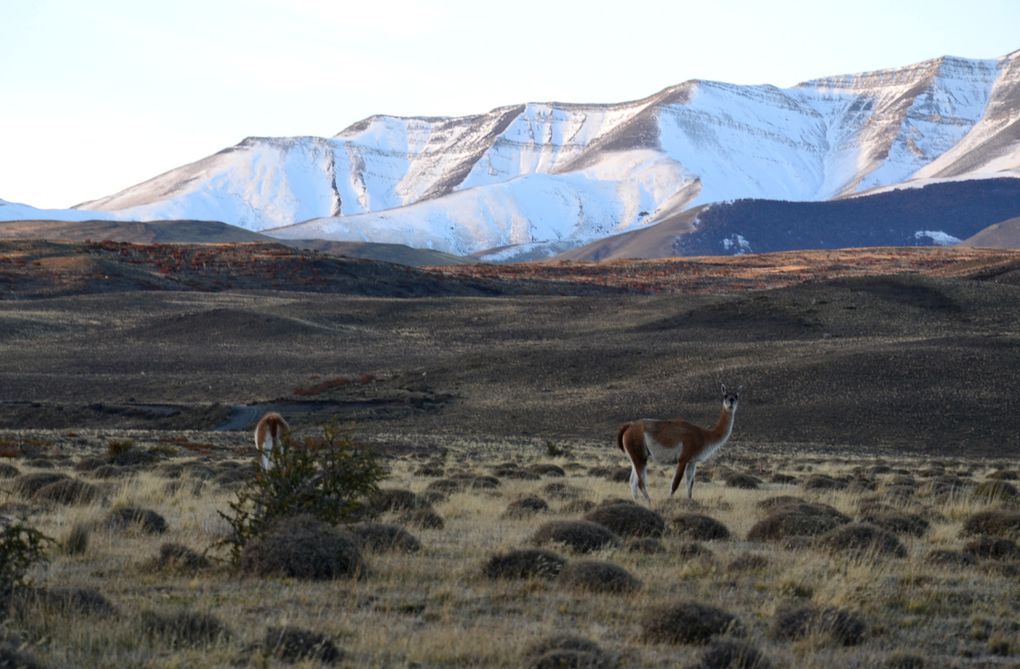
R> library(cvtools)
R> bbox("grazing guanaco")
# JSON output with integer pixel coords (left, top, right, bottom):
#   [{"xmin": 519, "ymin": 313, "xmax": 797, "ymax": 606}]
[
  {"xmin": 617, "ymin": 384, "xmax": 741, "ymax": 501},
  {"xmin": 254, "ymin": 411, "xmax": 289, "ymax": 471}
]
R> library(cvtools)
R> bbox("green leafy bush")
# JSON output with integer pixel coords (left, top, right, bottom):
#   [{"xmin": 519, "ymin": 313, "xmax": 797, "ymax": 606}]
[
  {"xmin": 219, "ymin": 424, "xmax": 385, "ymax": 562},
  {"xmin": 0, "ymin": 521, "xmax": 51, "ymax": 596}
]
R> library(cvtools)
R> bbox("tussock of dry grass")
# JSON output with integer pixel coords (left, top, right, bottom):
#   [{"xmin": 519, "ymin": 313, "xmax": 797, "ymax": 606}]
[{"xmin": 3, "ymin": 432, "xmax": 1020, "ymax": 667}]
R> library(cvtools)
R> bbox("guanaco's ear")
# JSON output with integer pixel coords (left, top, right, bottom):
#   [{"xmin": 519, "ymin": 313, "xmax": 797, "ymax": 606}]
[
  {"xmin": 737, "ymin": 385, "xmax": 744, "ymax": 394},
  {"xmin": 721, "ymin": 382, "xmax": 727, "ymax": 394}
]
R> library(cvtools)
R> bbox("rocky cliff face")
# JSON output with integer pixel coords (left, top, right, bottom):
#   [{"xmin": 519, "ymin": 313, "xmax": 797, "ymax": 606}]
[{"xmin": 64, "ymin": 51, "xmax": 1020, "ymax": 255}]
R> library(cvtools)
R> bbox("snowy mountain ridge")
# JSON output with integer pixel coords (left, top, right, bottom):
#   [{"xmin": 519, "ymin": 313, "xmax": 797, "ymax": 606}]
[{"xmin": 5, "ymin": 51, "xmax": 1020, "ymax": 256}]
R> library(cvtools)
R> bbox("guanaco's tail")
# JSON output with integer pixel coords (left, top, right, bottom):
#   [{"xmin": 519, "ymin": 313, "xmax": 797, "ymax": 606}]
[{"xmin": 616, "ymin": 423, "xmax": 630, "ymax": 452}]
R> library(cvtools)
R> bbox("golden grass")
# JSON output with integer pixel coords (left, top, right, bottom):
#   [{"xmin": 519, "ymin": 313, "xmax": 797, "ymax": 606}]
[{"xmin": 2, "ymin": 434, "xmax": 1019, "ymax": 668}]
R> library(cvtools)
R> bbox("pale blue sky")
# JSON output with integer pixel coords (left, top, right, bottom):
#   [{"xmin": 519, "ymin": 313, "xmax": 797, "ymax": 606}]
[{"xmin": 2, "ymin": 0, "xmax": 1018, "ymax": 208}]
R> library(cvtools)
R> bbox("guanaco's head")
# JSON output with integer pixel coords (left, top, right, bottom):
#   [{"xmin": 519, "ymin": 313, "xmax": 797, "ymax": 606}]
[{"xmin": 721, "ymin": 383, "xmax": 742, "ymax": 412}]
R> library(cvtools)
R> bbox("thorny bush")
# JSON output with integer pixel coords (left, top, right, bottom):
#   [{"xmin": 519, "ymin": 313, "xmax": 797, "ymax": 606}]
[
  {"xmin": 218, "ymin": 424, "xmax": 385, "ymax": 562},
  {"xmin": 0, "ymin": 520, "xmax": 52, "ymax": 597}
]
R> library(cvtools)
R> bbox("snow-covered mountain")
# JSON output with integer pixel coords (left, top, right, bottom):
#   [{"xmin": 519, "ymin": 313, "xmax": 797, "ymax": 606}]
[
  {"xmin": 0, "ymin": 198, "xmax": 104, "ymax": 223},
  {"xmin": 12, "ymin": 50, "xmax": 1020, "ymax": 256}
]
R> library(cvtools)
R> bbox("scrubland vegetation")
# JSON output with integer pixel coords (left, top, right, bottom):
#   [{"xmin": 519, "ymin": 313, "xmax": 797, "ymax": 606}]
[{"xmin": 1, "ymin": 432, "xmax": 1018, "ymax": 668}]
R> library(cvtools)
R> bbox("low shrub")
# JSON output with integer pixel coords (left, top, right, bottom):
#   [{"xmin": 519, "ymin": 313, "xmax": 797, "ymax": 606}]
[
  {"xmin": 532, "ymin": 520, "xmax": 621, "ymax": 553},
  {"xmin": 641, "ymin": 601, "xmax": 740, "ymax": 645},
  {"xmin": 820, "ymin": 523, "xmax": 907, "ymax": 558},
  {"xmin": 973, "ymin": 480, "xmax": 1018, "ymax": 503},
  {"xmin": 694, "ymin": 639, "xmax": 773, "ymax": 669},
  {"xmin": 859, "ymin": 512, "xmax": 929, "ymax": 537},
  {"xmin": 963, "ymin": 535, "xmax": 1020, "ymax": 561},
  {"xmin": 397, "ymin": 507, "xmax": 445, "ymax": 530},
  {"xmin": 263, "ymin": 626, "xmax": 343, "ymax": 664},
  {"xmin": 484, "ymin": 549, "xmax": 566, "ymax": 580},
  {"xmin": 152, "ymin": 543, "xmax": 211, "ymax": 572},
  {"xmin": 140, "ymin": 609, "xmax": 231, "ymax": 647},
  {"xmin": 524, "ymin": 634, "xmax": 611, "ymax": 669},
  {"xmin": 558, "ymin": 560, "xmax": 641, "ymax": 594},
  {"xmin": 503, "ymin": 496, "xmax": 550, "ymax": 519},
  {"xmin": 219, "ymin": 424, "xmax": 384, "ymax": 562},
  {"xmin": 32, "ymin": 478, "xmax": 100, "ymax": 505},
  {"xmin": 103, "ymin": 507, "xmax": 167, "ymax": 535},
  {"xmin": 345, "ymin": 523, "xmax": 420, "ymax": 553},
  {"xmin": 585, "ymin": 503, "xmax": 665, "ymax": 539},
  {"xmin": 670, "ymin": 513, "xmax": 731, "ymax": 541},
  {"xmin": 961, "ymin": 509, "xmax": 1020, "ymax": 539},
  {"xmin": 770, "ymin": 606, "xmax": 865, "ymax": 646},
  {"xmin": 240, "ymin": 515, "xmax": 365, "ymax": 580},
  {"xmin": 0, "ymin": 521, "xmax": 51, "ymax": 600}
]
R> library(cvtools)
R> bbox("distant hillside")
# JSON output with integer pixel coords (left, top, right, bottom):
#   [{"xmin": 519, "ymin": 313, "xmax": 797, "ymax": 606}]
[
  {"xmin": 280, "ymin": 239, "xmax": 472, "ymax": 266},
  {"xmin": 962, "ymin": 216, "xmax": 1020, "ymax": 248},
  {"xmin": 0, "ymin": 240, "xmax": 500, "ymax": 299},
  {"xmin": 0, "ymin": 219, "xmax": 473, "ymax": 267},
  {"xmin": 560, "ymin": 179, "xmax": 1020, "ymax": 261},
  {"xmin": 0, "ymin": 219, "xmax": 271, "ymax": 244}
]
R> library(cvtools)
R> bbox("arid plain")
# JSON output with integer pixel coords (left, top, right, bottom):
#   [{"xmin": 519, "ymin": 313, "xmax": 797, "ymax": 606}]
[{"xmin": 1, "ymin": 241, "xmax": 1019, "ymax": 668}]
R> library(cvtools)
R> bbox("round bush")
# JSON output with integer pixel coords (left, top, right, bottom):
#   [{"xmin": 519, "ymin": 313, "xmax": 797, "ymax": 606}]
[
  {"xmin": 770, "ymin": 606, "xmax": 865, "ymax": 646},
  {"xmin": 626, "ymin": 537, "xmax": 664, "ymax": 554},
  {"xmin": 802, "ymin": 474, "xmax": 846, "ymax": 491},
  {"xmin": 584, "ymin": 504, "xmax": 665, "ymax": 539},
  {"xmin": 694, "ymin": 639, "xmax": 773, "ymax": 669},
  {"xmin": 819, "ymin": 523, "xmax": 907, "ymax": 558},
  {"xmin": 0, "ymin": 643, "xmax": 43, "ymax": 669},
  {"xmin": 532, "ymin": 520, "xmax": 621, "ymax": 553},
  {"xmin": 152, "ymin": 543, "xmax": 211, "ymax": 572},
  {"xmin": 346, "ymin": 523, "xmax": 421, "ymax": 553},
  {"xmin": 528, "ymin": 463, "xmax": 566, "ymax": 478},
  {"xmin": 963, "ymin": 535, "xmax": 1020, "ymax": 561},
  {"xmin": 641, "ymin": 601, "xmax": 740, "ymax": 645},
  {"xmin": 503, "ymin": 496, "xmax": 550, "ymax": 519},
  {"xmin": 859, "ymin": 512, "xmax": 929, "ymax": 537},
  {"xmin": 398, "ymin": 507, "xmax": 445, "ymax": 530},
  {"xmin": 588, "ymin": 466, "xmax": 632, "ymax": 483},
  {"xmin": 670, "ymin": 513, "xmax": 730, "ymax": 541},
  {"xmin": 0, "ymin": 464, "xmax": 19, "ymax": 479},
  {"xmin": 924, "ymin": 549, "xmax": 975, "ymax": 567},
  {"xmin": 961, "ymin": 509, "xmax": 1020, "ymax": 539},
  {"xmin": 883, "ymin": 652, "xmax": 926, "ymax": 669},
  {"xmin": 32, "ymin": 478, "xmax": 100, "ymax": 505},
  {"xmin": 12, "ymin": 472, "xmax": 69, "ymax": 497},
  {"xmin": 140, "ymin": 609, "xmax": 231, "ymax": 647},
  {"xmin": 240, "ymin": 515, "xmax": 365, "ymax": 580},
  {"xmin": 756, "ymin": 496, "xmax": 807, "ymax": 512},
  {"xmin": 558, "ymin": 560, "xmax": 641, "ymax": 594},
  {"xmin": 543, "ymin": 482, "xmax": 585, "ymax": 500},
  {"xmin": 425, "ymin": 478, "xmax": 463, "ymax": 495},
  {"xmin": 524, "ymin": 635, "xmax": 610, "ymax": 669},
  {"xmin": 491, "ymin": 464, "xmax": 540, "ymax": 480},
  {"xmin": 748, "ymin": 504, "xmax": 849, "ymax": 542},
  {"xmin": 483, "ymin": 549, "xmax": 566, "ymax": 579},
  {"xmin": 725, "ymin": 474, "xmax": 761, "ymax": 490},
  {"xmin": 264, "ymin": 626, "xmax": 343, "ymax": 664},
  {"xmin": 727, "ymin": 553, "xmax": 770, "ymax": 572},
  {"xmin": 103, "ymin": 507, "xmax": 168, "ymax": 534},
  {"xmin": 16, "ymin": 587, "xmax": 118, "ymax": 619},
  {"xmin": 369, "ymin": 488, "xmax": 422, "ymax": 513},
  {"xmin": 677, "ymin": 542, "xmax": 714, "ymax": 560},
  {"xmin": 973, "ymin": 480, "xmax": 1018, "ymax": 503}
]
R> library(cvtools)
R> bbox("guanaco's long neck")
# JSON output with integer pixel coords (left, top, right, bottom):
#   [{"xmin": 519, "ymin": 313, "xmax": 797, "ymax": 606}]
[{"xmin": 708, "ymin": 406, "xmax": 736, "ymax": 445}]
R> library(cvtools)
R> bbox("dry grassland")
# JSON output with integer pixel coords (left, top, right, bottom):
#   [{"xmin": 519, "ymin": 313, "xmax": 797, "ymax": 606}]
[{"xmin": 2, "ymin": 431, "xmax": 1018, "ymax": 668}]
